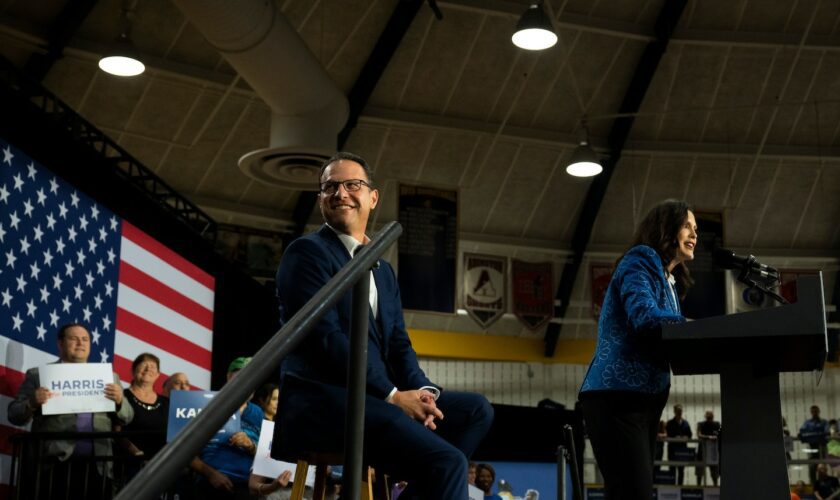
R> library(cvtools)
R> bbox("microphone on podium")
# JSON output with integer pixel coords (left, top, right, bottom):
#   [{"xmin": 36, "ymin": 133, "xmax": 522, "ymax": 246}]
[{"xmin": 711, "ymin": 247, "xmax": 778, "ymax": 279}]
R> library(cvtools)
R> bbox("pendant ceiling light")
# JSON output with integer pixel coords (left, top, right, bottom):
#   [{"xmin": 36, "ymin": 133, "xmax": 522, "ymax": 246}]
[
  {"xmin": 98, "ymin": 5, "xmax": 145, "ymax": 77},
  {"xmin": 512, "ymin": 3, "xmax": 558, "ymax": 51},
  {"xmin": 566, "ymin": 122, "xmax": 602, "ymax": 177}
]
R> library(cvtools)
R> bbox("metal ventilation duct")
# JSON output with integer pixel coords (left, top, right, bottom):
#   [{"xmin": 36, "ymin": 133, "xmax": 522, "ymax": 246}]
[{"xmin": 172, "ymin": 0, "xmax": 348, "ymax": 190}]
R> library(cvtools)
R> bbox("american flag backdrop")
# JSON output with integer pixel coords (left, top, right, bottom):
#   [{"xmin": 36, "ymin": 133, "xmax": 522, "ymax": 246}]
[{"xmin": 0, "ymin": 139, "xmax": 215, "ymax": 490}]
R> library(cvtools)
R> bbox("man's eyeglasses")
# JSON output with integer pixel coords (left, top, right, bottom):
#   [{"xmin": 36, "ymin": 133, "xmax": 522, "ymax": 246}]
[{"xmin": 320, "ymin": 179, "xmax": 373, "ymax": 195}]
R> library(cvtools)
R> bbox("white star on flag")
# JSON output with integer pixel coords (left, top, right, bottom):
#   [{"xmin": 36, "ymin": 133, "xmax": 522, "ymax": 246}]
[
  {"xmin": 25, "ymin": 299, "xmax": 36, "ymax": 317},
  {"xmin": 11, "ymin": 312, "xmax": 23, "ymax": 331},
  {"xmin": 36, "ymin": 322, "xmax": 46, "ymax": 341}
]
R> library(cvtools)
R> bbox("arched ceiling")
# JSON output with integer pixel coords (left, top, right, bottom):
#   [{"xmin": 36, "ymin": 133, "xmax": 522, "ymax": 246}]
[{"xmin": 2, "ymin": 0, "xmax": 839, "ymax": 340}]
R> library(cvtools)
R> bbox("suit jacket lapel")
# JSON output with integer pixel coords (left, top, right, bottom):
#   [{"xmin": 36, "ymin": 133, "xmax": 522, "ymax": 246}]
[{"xmin": 317, "ymin": 225, "xmax": 351, "ymax": 265}]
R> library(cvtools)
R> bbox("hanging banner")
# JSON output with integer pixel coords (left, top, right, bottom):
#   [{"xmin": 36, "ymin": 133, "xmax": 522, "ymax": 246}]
[
  {"xmin": 590, "ymin": 263, "xmax": 614, "ymax": 320},
  {"xmin": 398, "ymin": 184, "xmax": 458, "ymax": 313},
  {"xmin": 511, "ymin": 260, "xmax": 553, "ymax": 330},
  {"xmin": 463, "ymin": 253, "xmax": 506, "ymax": 328}
]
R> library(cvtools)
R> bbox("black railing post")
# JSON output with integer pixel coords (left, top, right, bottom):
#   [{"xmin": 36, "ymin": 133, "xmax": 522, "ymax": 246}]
[
  {"xmin": 343, "ymin": 272, "xmax": 371, "ymax": 500},
  {"xmin": 557, "ymin": 444, "xmax": 567, "ymax": 500},
  {"xmin": 564, "ymin": 424, "xmax": 583, "ymax": 500}
]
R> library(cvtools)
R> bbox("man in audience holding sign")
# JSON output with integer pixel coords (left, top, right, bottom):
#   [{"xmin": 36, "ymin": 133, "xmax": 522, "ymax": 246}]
[
  {"xmin": 7, "ymin": 323, "xmax": 133, "ymax": 499},
  {"xmin": 273, "ymin": 152, "xmax": 493, "ymax": 499}
]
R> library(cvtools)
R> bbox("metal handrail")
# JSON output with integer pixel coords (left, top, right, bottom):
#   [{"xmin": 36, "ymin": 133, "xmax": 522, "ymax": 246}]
[{"xmin": 116, "ymin": 221, "xmax": 403, "ymax": 500}]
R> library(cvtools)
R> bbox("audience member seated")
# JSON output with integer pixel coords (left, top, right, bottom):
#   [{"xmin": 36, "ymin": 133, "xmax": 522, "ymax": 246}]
[
  {"xmin": 162, "ymin": 372, "xmax": 191, "ymax": 397},
  {"xmin": 468, "ymin": 461, "xmax": 477, "ymax": 485},
  {"xmin": 814, "ymin": 463, "xmax": 840, "ymax": 500},
  {"xmin": 475, "ymin": 463, "xmax": 503, "ymax": 500},
  {"xmin": 119, "ymin": 353, "xmax": 169, "ymax": 463},
  {"xmin": 6, "ymin": 323, "xmax": 133, "ymax": 500},
  {"xmin": 792, "ymin": 480, "xmax": 813, "ymax": 500},
  {"xmin": 666, "ymin": 404, "xmax": 692, "ymax": 485},
  {"xmin": 252, "ymin": 382, "xmax": 279, "ymax": 421},
  {"xmin": 191, "ymin": 357, "xmax": 263, "ymax": 500},
  {"xmin": 391, "ymin": 480, "xmax": 408, "ymax": 499},
  {"xmin": 801, "ymin": 405, "xmax": 830, "ymax": 484}
]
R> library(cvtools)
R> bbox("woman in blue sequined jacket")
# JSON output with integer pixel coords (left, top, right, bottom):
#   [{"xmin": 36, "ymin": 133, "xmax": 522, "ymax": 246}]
[{"xmin": 579, "ymin": 199, "xmax": 697, "ymax": 500}]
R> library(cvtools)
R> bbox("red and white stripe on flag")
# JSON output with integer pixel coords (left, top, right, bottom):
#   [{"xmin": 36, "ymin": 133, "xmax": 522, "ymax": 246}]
[{"xmin": 113, "ymin": 221, "xmax": 214, "ymax": 392}]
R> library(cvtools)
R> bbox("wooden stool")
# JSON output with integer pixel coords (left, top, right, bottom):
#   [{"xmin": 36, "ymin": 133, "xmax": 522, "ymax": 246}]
[{"xmin": 288, "ymin": 454, "xmax": 390, "ymax": 500}]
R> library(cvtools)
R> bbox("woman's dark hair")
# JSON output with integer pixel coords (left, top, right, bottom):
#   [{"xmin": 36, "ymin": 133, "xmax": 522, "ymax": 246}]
[
  {"xmin": 252, "ymin": 382, "xmax": 279, "ymax": 408},
  {"xmin": 622, "ymin": 199, "xmax": 694, "ymax": 297},
  {"xmin": 131, "ymin": 352, "xmax": 160, "ymax": 373}
]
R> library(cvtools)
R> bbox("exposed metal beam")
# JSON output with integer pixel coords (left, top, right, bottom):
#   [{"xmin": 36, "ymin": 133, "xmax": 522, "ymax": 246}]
[
  {"xmin": 543, "ymin": 0, "xmax": 689, "ymax": 356},
  {"xmin": 9, "ymin": 20, "xmax": 839, "ymax": 163},
  {"xmin": 286, "ymin": 0, "xmax": 427, "ymax": 241},
  {"xmin": 22, "ymin": 0, "xmax": 98, "ymax": 81},
  {"xmin": 338, "ymin": 0, "xmax": 426, "ymax": 147},
  {"xmin": 360, "ymin": 107, "xmax": 840, "ymax": 161},
  {"xmin": 676, "ymin": 29, "xmax": 840, "ymax": 52},
  {"xmin": 440, "ymin": 0, "xmax": 840, "ymax": 52}
]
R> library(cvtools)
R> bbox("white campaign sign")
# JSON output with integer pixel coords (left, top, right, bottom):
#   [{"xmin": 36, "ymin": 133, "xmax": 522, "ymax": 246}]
[
  {"xmin": 39, "ymin": 363, "xmax": 115, "ymax": 415},
  {"xmin": 252, "ymin": 419, "xmax": 315, "ymax": 488}
]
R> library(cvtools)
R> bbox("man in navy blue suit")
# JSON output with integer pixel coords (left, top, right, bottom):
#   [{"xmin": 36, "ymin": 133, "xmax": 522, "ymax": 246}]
[{"xmin": 272, "ymin": 152, "xmax": 493, "ymax": 499}]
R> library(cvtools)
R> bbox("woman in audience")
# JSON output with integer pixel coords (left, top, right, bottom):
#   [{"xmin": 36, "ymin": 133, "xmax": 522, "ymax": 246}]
[
  {"xmin": 248, "ymin": 382, "xmax": 300, "ymax": 498},
  {"xmin": 579, "ymin": 199, "xmax": 696, "ymax": 500},
  {"xmin": 252, "ymin": 383, "xmax": 279, "ymax": 421},
  {"xmin": 475, "ymin": 463, "xmax": 502, "ymax": 500},
  {"xmin": 121, "ymin": 353, "xmax": 168, "ymax": 455},
  {"xmin": 119, "ymin": 353, "xmax": 169, "ymax": 479}
]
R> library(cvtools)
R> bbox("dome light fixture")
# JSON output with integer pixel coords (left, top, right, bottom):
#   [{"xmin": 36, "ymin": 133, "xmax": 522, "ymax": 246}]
[
  {"xmin": 566, "ymin": 122, "xmax": 602, "ymax": 177},
  {"xmin": 98, "ymin": 6, "xmax": 145, "ymax": 77},
  {"xmin": 512, "ymin": 3, "xmax": 558, "ymax": 51}
]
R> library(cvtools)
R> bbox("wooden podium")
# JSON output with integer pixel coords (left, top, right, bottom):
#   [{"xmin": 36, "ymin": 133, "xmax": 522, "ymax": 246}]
[{"xmin": 663, "ymin": 274, "xmax": 827, "ymax": 500}]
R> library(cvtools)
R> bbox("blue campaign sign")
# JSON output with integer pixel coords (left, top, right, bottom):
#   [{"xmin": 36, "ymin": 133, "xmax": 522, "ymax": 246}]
[{"xmin": 166, "ymin": 390, "xmax": 241, "ymax": 443}]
